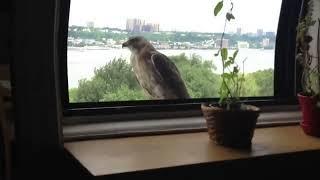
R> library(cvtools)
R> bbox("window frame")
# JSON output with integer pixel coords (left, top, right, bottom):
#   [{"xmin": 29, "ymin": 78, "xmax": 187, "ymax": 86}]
[
  {"xmin": 59, "ymin": 0, "xmax": 301, "ymax": 120},
  {"xmin": 10, "ymin": 0, "xmax": 304, "ymax": 178},
  {"xmin": 12, "ymin": 0, "xmax": 64, "ymax": 171}
]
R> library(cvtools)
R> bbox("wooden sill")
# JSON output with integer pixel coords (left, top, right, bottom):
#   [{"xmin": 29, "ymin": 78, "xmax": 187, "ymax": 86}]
[{"xmin": 64, "ymin": 125, "xmax": 320, "ymax": 177}]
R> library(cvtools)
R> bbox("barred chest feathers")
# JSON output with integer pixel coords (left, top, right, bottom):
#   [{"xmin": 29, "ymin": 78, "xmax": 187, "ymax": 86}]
[{"xmin": 130, "ymin": 53, "xmax": 165, "ymax": 99}]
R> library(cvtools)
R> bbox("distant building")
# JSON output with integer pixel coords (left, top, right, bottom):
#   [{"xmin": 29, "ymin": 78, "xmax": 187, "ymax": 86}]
[
  {"xmin": 155, "ymin": 42, "xmax": 170, "ymax": 49},
  {"xmin": 247, "ymin": 32, "xmax": 256, "ymax": 37},
  {"xmin": 142, "ymin": 23, "xmax": 160, "ymax": 32},
  {"xmin": 126, "ymin": 19, "xmax": 134, "ymax": 31},
  {"xmin": 237, "ymin": 41, "xmax": 249, "ymax": 49},
  {"xmin": 204, "ymin": 39, "xmax": 215, "ymax": 47},
  {"xmin": 126, "ymin": 19, "xmax": 145, "ymax": 32},
  {"xmin": 236, "ymin": 28, "xmax": 242, "ymax": 35},
  {"xmin": 262, "ymin": 38, "xmax": 270, "ymax": 47},
  {"xmin": 99, "ymin": 28, "xmax": 108, "ymax": 33},
  {"xmin": 86, "ymin": 21, "xmax": 95, "ymax": 28},
  {"xmin": 262, "ymin": 38, "xmax": 275, "ymax": 49},
  {"xmin": 84, "ymin": 39, "xmax": 96, "ymax": 45},
  {"xmin": 266, "ymin": 31, "xmax": 276, "ymax": 37},
  {"xmin": 215, "ymin": 39, "xmax": 229, "ymax": 48},
  {"xmin": 83, "ymin": 28, "xmax": 91, "ymax": 32},
  {"xmin": 257, "ymin": 29, "xmax": 264, "ymax": 36},
  {"xmin": 106, "ymin": 39, "xmax": 116, "ymax": 45},
  {"xmin": 143, "ymin": 24, "xmax": 152, "ymax": 32},
  {"xmin": 126, "ymin": 19, "xmax": 159, "ymax": 32}
]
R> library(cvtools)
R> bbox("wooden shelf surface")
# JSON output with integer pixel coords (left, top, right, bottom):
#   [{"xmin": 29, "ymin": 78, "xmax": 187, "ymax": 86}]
[{"xmin": 65, "ymin": 126, "xmax": 320, "ymax": 176}]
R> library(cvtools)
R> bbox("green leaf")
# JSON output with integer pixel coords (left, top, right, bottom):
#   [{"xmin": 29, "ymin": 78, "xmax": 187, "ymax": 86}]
[
  {"xmin": 214, "ymin": 50, "xmax": 220, "ymax": 57},
  {"xmin": 233, "ymin": 66, "xmax": 239, "ymax": 74},
  {"xmin": 221, "ymin": 48, "xmax": 228, "ymax": 61},
  {"xmin": 214, "ymin": 1, "xmax": 224, "ymax": 16},
  {"xmin": 224, "ymin": 60, "xmax": 232, "ymax": 67},
  {"xmin": 232, "ymin": 49, "xmax": 239, "ymax": 60},
  {"xmin": 226, "ymin": 13, "xmax": 235, "ymax": 21}
]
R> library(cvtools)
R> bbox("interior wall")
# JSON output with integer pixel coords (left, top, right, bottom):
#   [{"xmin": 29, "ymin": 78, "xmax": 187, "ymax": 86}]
[{"xmin": 0, "ymin": 1, "xmax": 10, "ymax": 65}]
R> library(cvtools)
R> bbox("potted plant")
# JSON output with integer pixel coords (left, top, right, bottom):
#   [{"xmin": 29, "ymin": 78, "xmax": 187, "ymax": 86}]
[
  {"xmin": 296, "ymin": 0, "xmax": 320, "ymax": 136},
  {"xmin": 201, "ymin": 0, "xmax": 260, "ymax": 149}
]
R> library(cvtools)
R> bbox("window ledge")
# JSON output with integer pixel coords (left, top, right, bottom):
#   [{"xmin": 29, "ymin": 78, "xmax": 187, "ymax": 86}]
[
  {"xmin": 64, "ymin": 126, "xmax": 320, "ymax": 177},
  {"xmin": 63, "ymin": 109, "xmax": 301, "ymax": 141}
]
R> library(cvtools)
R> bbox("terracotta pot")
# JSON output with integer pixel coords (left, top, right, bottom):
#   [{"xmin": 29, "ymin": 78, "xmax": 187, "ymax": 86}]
[
  {"xmin": 298, "ymin": 93, "xmax": 320, "ymax": 137},
  {"xmin": 201, "ymin": 104, "xmax": 260, "ymax": 149}
]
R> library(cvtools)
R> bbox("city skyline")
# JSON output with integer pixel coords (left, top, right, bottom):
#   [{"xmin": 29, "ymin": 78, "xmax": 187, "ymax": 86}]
[
  {"xmin": 69, "ymin": 0, "xmax": 282, "ymax": 33},
  {"xmin": 78, "ymin": 20, "xmax": 276, "ymax": 35},
  {"xmin": 68, "ymin": 24, "xmax": 276, "ymax": 51}
]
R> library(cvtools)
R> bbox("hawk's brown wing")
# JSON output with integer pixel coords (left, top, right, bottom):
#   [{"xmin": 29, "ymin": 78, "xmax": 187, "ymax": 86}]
[{"xmin": 150, "ymin": 53, "xmax": 190, "ymax": 98}]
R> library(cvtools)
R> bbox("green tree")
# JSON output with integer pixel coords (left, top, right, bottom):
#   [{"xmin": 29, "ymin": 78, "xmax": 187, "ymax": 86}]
[
  {"xmin": 76, "ymin": 77, "xmax": 108, "ymax": 102},
  {"xmin": 250, "ymin": 69, "xmax": 274, "ymax": 96},
  {"xmin": 68, "ymin": 88, "xmax": 78, "ymax": 103},
  {"xmin": 70, "ymin": 54, "xmax": 274, "ymax": 102},
  {"xmin": 71, "ymin": 54, "xmax": 222, "ymax": 102},
  {"xmin": 171, "ymin": 54, "xmax": 221, "ymax": 98},
  {"xmin": 242, "ymin": 69, "xmax": 274, "ymax": 97},
  {"xmin": 75, "ymin": 58, "xmax": 145, "ymax": 102},
  {"xmin": 102, "ymin": 85, "xmax": 145, "ymax": 101},
  {"xmin": 241, "ymin": 74, "xmax": 259, "ymax": 97}
]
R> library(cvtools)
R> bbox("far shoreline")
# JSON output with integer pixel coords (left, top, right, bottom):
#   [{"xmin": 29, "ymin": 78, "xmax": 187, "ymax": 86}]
[{"xmin": 67, "ymin": 46, "xmax": 274, "ymax": 51}]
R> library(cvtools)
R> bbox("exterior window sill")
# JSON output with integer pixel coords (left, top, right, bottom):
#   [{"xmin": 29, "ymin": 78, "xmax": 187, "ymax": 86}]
[{"xmin": 64, "ymin": 125, "xmax": 320, "ymax": 177}]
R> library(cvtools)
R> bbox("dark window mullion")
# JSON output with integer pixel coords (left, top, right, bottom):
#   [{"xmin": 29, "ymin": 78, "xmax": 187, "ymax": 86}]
[{"xmin": 274, "ymin": 0, "xmax": 302, "ymax": 100}]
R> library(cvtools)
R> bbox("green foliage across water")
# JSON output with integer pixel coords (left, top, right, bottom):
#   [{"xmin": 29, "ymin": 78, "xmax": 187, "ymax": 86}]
[{"xmin": 69, "ymin": 54, "xmax": 274, "ymax": 102}]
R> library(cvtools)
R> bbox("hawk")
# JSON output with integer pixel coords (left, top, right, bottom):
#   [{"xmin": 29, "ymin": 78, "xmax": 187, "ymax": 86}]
[{"xmin": 122, "ymin": 36, "xmax": 190, "ymax": 99}]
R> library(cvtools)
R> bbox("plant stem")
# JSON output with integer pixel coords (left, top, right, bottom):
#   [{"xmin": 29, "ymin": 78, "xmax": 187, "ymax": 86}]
[
  {"xmin": 219, "ymin": 4, "xmax": 233, "ymax": 102},
  {"xmin": 317, "ymin": 19, "xmax": 320, "ymax": 95},
  {"xmin": 239, "ymin": 58, "xmax": 247, "ymax": 97}
]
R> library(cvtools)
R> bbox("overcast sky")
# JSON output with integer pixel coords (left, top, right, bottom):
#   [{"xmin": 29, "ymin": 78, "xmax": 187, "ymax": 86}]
[{"xmin": 69, "ymin": 0, "xmax": 283, "ymax": 33}]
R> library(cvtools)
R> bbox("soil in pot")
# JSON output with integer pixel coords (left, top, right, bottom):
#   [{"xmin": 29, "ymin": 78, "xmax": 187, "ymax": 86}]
[
  {"xmin": 298, "ymin": 93, "xmax": 320, "ymax": 137},
  {"xmin": 201, "ymin": 104, "xmax": 260, "ymax": 149}
]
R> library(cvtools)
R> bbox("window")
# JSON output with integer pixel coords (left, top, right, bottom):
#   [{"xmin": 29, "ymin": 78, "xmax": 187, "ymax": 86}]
[{"xmin": 59, "ymin": 0, "xmax": 300, "ymax": 117}]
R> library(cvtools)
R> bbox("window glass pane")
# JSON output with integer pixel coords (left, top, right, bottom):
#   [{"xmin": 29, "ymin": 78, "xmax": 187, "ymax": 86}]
[{"xmin": 67, "ymin": 0, "xmax": 282, "ymax": 102}]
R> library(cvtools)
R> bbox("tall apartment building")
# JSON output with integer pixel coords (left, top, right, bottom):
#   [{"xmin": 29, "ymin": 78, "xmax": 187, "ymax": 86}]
[{"xmin": 126, "ymin": 19, "xmax": 159, "ymax": 32}]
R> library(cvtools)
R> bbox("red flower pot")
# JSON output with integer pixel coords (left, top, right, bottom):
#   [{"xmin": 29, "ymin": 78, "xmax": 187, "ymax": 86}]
[{"xmin": 298, "ymin": 93, "xmax": 320, "ymax": 136}]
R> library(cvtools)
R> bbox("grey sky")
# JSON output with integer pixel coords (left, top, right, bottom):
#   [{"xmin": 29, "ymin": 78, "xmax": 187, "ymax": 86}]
[{"xmin": 69, "ymin": 0, "xmax": 282, "ymax": 33}]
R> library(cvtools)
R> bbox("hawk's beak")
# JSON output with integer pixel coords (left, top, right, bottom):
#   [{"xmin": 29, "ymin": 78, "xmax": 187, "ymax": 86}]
[{"xmin": 122, "ymin": 41, "xmax": 129, "ymax": 48}]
